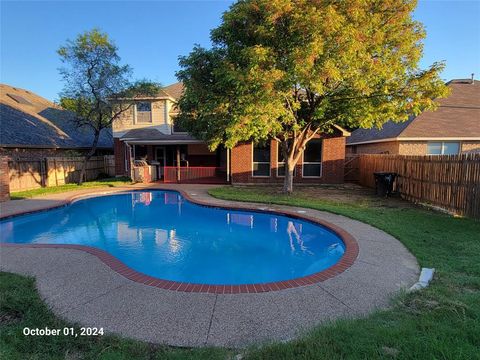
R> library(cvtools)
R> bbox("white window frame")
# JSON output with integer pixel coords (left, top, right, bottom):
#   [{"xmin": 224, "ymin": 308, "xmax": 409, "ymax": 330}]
[
  {"xmin": 252, "ymin": 143, "xmax": 271, "ymax": 178},
  {"xmin": 426, "ymin": 141, "xmax": 460, "ymax": 155},
  {"xmin": 302, "ymin": 139, "xmax": 323, "ymax": 178},
  {"xmin": 276, "ymin": 142, "xmax": 296, "ymax": 177},
  {"xmin": 134, "ymin": 102, "xmax": 152, "ymax": 123}
]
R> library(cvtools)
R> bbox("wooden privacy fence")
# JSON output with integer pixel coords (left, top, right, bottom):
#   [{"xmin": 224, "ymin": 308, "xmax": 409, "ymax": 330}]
[
  {"xmin": 8, "ymin": 155, "xmax": 116, "ymax": 192},
  {"xmin": 357, "ymin": 154, "xmax": 480, "ymax": 219},
  {"xmin": 344, "ymin": 154, "xmax": 360, "ymax": 183}
]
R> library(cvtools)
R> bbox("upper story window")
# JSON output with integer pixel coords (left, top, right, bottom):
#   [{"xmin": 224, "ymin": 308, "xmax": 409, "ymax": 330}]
[
  {"xmin": 302, "ymin": 139, "xmax": 322, "ymax": 177},
  {"xmin": 427, "ymin": 141, "xmax": 460, "ymax": 155},
  {"xmin": 252, "ymin": 142, "xmax": 271, "ymax": 177},
  {"xmin": 135, "ymin": 102, "xmax": 152, "ymax": 123},
  {"xmin": 277, "ymin": 142, "xmax": 296, "ymax": 177}
]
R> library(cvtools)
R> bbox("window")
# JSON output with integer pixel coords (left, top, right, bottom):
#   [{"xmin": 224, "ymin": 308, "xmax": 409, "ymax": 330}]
[
  {"xmin": 135, "ymin": 102, "xmax": 152, "ymax": 123},
  {"xmin": 427, "ymin": 142, "xmax": 460, "ymax": 155},
  {"xmin": 133, "ymin": 145, "xmax": 148, "ymax": 160},
  {"xmin": 302, "ymin": 139, "xmax": 322, "ymax": 177},
  {"xmin": 252, "ymin": 143, "xmax": 271, "ymax": 177},
  {"xmin": 277, "ymin": 142, "xmax": 296, "ymax": 177}
]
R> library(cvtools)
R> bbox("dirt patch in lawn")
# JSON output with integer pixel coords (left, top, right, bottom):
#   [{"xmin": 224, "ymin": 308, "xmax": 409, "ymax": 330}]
[{"xmin": 256, "ymin": 183, "xmax": 416, "ymax": 210}]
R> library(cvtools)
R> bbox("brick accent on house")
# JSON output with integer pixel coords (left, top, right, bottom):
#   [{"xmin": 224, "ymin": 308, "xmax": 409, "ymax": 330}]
[
  {"xmin": 348, "ymin": 141, "xmax": 400, "ymax": 155},
  {"xmin": 0, "ymin": 156, "xmax": 10, "ymax": 202},
  {"xmin": 114, "ymin": 134, "xmax": 347, "ymax": 184},
  {"xmin": 398, "ymin": 141, "xmax": 427, "ymax": 155},
  {"xmin": 461, "ymin": 141, "xmax": 480, "ymax": 153},
  {"xmin": 114, "ymin": 138, "xmax": 126, "ymax": 176},
  {"xmin": 348, "ymin": 140, "xmax": 480, "ymax": 155},
  {"xmin": 231, "ymin": 136, "xmax": 346, "ymax": 185}
]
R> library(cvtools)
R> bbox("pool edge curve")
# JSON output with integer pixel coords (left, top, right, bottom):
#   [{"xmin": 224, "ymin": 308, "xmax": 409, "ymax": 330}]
[{"xmin": 0, "ymin": 187, "xmax": 359, "ymax": 294}]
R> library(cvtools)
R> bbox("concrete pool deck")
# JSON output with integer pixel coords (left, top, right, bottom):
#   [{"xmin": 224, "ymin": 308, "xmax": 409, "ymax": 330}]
[{"xmin": 0, "ymin": 184, "xmax": 419, "ymax": 347}]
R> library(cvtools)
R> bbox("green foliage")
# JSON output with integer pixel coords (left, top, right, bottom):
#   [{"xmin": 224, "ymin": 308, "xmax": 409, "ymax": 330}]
[
  {"xmin": 176, "ymin": 0, "xmax": 449, "ymax": 150},
  {"xmin": 58, "ymin": 29, "xmax": 162, "ymax": 133},
  {"xmin": 58, "ymin": 29, "xmax": 162, "ymax": 183}
]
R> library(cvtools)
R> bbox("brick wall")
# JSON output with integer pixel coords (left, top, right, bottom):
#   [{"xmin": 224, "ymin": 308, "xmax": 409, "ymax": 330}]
[
  {"xmin": 398, "ymin": 141, "xmax": 427, "ymax": 155},
  {"xmin": 347, "ymin": 141, "xmax": 399, "ymax": 155},
  {"xmin": 231, "ymin": 136, "xmax": 346, "ymax": 185},
  {"xmin": 114, "ymin": 138, "xmax": 126, "ymax": 176},
  {"xmin": 349, "ymin": 140, "xmax": 480, "ymax": 156},
  {"xmin": 0, "ymin": 156, "xmax": 10, "ymax": 202},
  {"xmin": 461, "ymin": 141, "xmax": 480, "ymax": 153}
]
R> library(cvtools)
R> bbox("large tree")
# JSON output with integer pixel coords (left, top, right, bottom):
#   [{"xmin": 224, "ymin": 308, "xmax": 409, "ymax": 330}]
[
  {"xmin": 58, "ymin": 29, "xmax": 161, "ymax": 184},
  {"xmin": 176, "ymin": 0, "xmax": 449, "ymax": 193}
]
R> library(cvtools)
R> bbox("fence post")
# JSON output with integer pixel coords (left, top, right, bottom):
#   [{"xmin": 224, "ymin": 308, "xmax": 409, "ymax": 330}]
[
  {"xmin": 53, "ymin": 159, "xmax": 58, "ymax": 186},
  {"xmin": 40, "ymin": 159, "xmax": 45, "ymax": 187}
]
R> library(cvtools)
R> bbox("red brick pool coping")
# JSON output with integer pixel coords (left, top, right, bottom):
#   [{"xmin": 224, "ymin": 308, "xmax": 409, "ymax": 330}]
[{"xmin": 0, "ymin": 188, "xmax": 359, "ymax": 294}]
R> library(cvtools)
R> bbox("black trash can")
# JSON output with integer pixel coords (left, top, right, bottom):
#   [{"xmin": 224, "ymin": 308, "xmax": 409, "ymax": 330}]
[{"xmin": 373, "ymin": 172, "xmax": 397, "ymax": 197}]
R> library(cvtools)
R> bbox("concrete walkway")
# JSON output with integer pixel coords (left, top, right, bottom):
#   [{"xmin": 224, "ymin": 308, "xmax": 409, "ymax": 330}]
[{"xmin": 0, "ymin": 185, "xmax": 419, "ymax": 347}]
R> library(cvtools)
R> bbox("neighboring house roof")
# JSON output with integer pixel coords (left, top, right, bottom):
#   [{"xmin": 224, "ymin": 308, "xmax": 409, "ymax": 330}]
[
  {"xmin": 347, "ymin": 79, "xmax": 480, "ymax": 145},
  {"xmin": 0, "ymin": 84, "xmax": 113, "ymax": 149},
  {"xmin": 120, "ymin": 128, "xmax": 201, "ymax": 144},
  {"xmin": 163, "ymin": 82, "xmax": 184, "ymax": 101},
  {"xmin": 118, "ymin": 83, "xmax": 183, "ymax": 101}
]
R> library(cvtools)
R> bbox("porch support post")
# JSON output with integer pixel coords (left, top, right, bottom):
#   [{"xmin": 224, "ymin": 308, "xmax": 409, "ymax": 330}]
[
  {"xmin": 176, "ymin": 145, "xmax": 181, "ymax": 182},
  {"xmin": 226, "ymin": 147, "xmax": 230, "ymax": 183}
]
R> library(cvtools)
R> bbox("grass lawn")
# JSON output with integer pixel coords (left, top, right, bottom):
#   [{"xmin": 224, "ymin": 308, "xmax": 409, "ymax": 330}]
[
  {"xmin": 9, "ymin": 177, "xmax": 133, "ymax": 200},
  {"xmin": 208, "ymin": 186, "xmax": 480, "ymax": 359},
  {"xmin": 1, "ymin": 185, "xmax": 479, "ymax": 359},
  {"xmin": 0, "ymin": 273, "xmax": 229, "ymax": 360}
]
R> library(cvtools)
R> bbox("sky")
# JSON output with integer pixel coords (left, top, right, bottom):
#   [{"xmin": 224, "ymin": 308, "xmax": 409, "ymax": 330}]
[{"xmin": 1, "ymin": 0, "xmax": 479, "ymax": 101}]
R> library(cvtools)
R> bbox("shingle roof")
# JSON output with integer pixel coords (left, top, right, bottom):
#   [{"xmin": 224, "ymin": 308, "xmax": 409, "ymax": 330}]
[
  {"xmin": 120, "ymin": 128, "xmax": 200, "ymax": 143},
  {"xmin": 0, "ymin": 84, "xmax": 113, "ymax": 149},
  {"xmin": 163, "ymin": 82, "xmax": 184, "ymax": 101},
  {"xmin": 347, "ymin": 79, "xmax": 480, "ymax": 144}
]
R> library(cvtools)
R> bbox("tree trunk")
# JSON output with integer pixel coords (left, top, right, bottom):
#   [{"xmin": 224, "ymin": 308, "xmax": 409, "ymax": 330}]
[
  {"xmin": 283, "ymin": 159, "xmax": 295, "ymax": 194},
  {"xmin": 279, "ymin": 137, "xmax": 307, "ymax": 194},
  {"xmin": 78, "ymin": 130, "xmax": 100, "ymax": 185}
]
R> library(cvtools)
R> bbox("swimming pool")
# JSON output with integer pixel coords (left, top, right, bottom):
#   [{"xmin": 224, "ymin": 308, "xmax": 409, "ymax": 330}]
[{"xmin": 0, "ymin": 191, "xmax": 346, "ymax": 285}]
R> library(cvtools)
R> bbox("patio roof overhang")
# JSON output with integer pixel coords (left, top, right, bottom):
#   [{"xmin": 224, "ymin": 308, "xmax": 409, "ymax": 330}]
[{"xmin": 122, "ymin": 139, "xmax": 204, "ymax": 145}]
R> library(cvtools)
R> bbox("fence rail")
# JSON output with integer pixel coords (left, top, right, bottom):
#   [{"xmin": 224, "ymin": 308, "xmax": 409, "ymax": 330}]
[
  {"xmin": 8, "ymin": 155, "xmax": 116, "ymax": 192},
  {"xmin": 356, "ymin": 153, "xmax": 480, "ymax": 219},
  {"xmin": 163, "ymin": 166, "xmax": 228, "ymax": 184}
]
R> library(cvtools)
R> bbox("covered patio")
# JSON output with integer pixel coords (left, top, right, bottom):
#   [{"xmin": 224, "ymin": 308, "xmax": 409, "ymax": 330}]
[{"xmin": 120, "ymin": 129, "xmax": 230, "ymax": 184}]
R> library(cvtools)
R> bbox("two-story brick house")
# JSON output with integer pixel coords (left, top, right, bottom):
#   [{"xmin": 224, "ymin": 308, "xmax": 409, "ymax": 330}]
[{"xmin": 113, "ymin": 82, "xmax": 350, "ymax": 184}]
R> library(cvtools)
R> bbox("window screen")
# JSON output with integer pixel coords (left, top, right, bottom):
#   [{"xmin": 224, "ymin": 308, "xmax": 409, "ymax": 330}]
[
  {"xmin": 427, "ymin": 142, "xmax": 460, "ymax": 155},
  {"xmin": 136, "ymin": 102, "xmax": 152, "ymax": 123},
  {"xmin": 253, "ymin": 143, "xmax": 270, "ymax": 177},
  {"xmin": 302, "ymin": 139, "xmax": 322, "ymax": 177}
]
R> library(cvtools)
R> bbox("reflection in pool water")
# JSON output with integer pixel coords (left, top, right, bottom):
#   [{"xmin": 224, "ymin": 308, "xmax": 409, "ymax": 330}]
[{"xmin": 0, "ymin": 191, "xmax": 345, "ymax": 285}]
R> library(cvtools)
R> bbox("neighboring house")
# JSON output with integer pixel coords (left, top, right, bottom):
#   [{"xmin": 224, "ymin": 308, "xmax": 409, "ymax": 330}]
[
  {"xmin": 113, "ymin": 82, "xmax": 350, "ymax": 184},
  {"xmin": 0, "ymin": 84, "xmax": 113, "ymax": 159},
  {"xmin": 347, "ymin": 79, "xmax": 480, "ymax": 155}
]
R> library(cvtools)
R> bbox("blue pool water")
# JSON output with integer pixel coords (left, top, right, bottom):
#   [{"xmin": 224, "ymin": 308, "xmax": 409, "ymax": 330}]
[{"xmin": 0, "ymin": 191, "xmax": 345, "ymax": 285}]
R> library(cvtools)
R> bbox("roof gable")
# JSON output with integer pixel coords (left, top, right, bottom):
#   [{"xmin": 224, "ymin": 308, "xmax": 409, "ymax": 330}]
[{"xmin": 348, "ymin": 79, "xmax": 480, "ymax": 144}]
